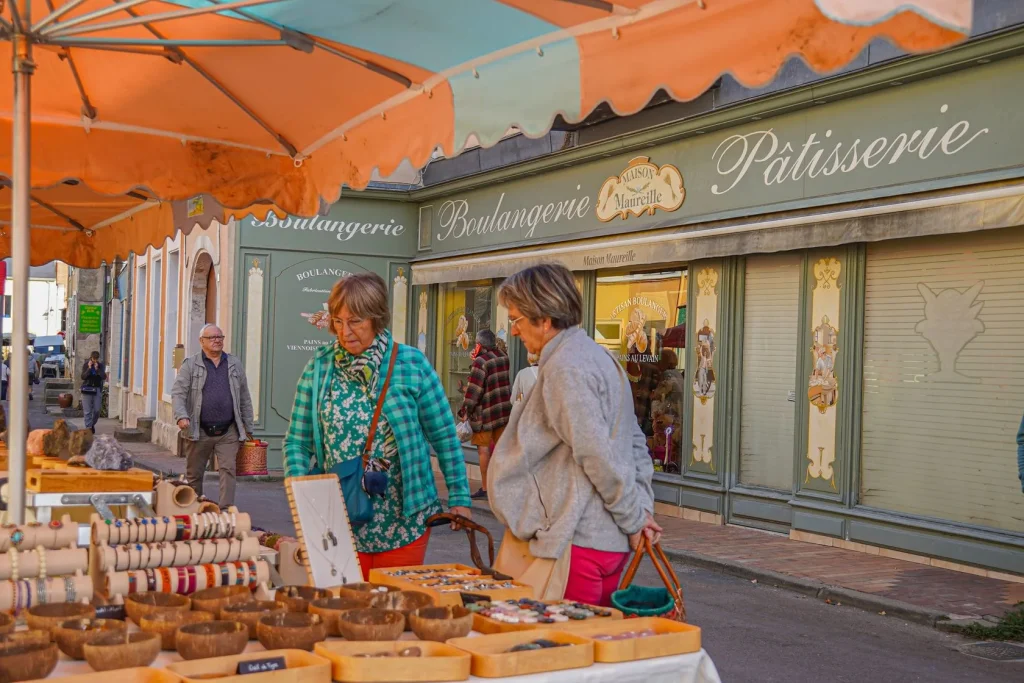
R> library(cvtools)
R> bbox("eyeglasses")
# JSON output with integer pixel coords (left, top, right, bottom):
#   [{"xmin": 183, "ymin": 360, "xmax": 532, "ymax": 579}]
[
  {"xmin": 508, "ymin": 315, "xmax": 526, "ymax": 330},
  {"xmin": 202, "ymin": 335, "xmax": 225, "ymax": 341},
  {"xmin": 332, "ymin": 317, "xmax": 367, "ymax": 331}
]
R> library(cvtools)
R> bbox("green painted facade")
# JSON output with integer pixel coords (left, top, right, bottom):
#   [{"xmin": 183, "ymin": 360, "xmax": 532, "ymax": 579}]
[{"xmin": 235, "ymin": 36, "xmax": 1024, "ymax": 575}]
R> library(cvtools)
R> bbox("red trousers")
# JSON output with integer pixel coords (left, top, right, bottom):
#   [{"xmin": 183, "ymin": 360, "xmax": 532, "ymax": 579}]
[
  {"xmin": 563, "ymin": 545, "xmax": 630, "ymax": 607},
  {"xmin": 357, "ymin": 529, "xmax": 431, "ymax": 581}
]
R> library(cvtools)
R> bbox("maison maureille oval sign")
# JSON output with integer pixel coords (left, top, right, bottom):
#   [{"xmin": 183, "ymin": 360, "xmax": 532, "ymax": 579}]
[
  {"xmin": 420, "ymin": 55, "xmax": 1023, "ymax": 256},
  {"xmin": 596, "ymin": 157, "xmax": 685, "ymax": 222}
]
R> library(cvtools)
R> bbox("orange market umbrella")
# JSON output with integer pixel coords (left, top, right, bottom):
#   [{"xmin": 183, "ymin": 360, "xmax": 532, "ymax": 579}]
[{"xmin": 0, "ymin": 0, "xmax": 971, "ymax": 520}]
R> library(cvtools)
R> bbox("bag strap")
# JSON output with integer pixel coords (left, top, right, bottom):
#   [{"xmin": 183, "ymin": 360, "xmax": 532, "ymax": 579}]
[
  {"xmin": 425, "ymin": 512, "xmax": 501, "ymax": 573},
  {"xmin": 362, "ymin": 346, "xmax": 398, "ymax": 469},
  {"xmin": 619, "ymin": 536, "xmax": 687, "ymax": 622}
]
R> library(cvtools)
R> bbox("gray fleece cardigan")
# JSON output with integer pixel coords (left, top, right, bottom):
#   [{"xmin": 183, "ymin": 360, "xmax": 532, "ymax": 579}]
[{"xmin": 488, "ymin": 327, "xmax": 655, "ymax": 559}]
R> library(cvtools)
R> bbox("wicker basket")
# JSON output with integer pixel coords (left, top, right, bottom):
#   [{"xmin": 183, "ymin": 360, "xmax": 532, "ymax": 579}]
[{"xmin": 237, "ymin": 440, "xmax": 269, "ymax": 477}]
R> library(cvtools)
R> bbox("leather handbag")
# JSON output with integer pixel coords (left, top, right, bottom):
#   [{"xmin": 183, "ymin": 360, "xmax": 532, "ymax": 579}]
[{"xmin": 331, "ymin": 349, "xmax": 397, "ymax": 527}]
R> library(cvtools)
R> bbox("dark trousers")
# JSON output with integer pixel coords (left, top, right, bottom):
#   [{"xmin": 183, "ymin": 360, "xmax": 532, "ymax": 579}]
[
  {"xmin": 183, "ymin": 424, "xmax": 240, "ymax": 507},
  {"xmin": 1, "ymin": 380, "xmax": 7, "ymax": 400}
]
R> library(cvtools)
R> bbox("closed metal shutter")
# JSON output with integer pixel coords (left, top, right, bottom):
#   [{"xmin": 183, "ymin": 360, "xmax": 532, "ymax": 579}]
[
  {"xmin": 740, "ymin": 253, "xmax": 801, "ymax": 491},
  {"xmin": 861, "ymin": 229, "xmax": 1024, "ymax": 533}
]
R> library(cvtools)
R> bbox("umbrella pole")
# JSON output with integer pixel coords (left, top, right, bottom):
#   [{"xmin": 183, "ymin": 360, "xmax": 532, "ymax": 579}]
[{"xmin": 8, "ymin": 2, "xmax": 34, "ymax": 525}]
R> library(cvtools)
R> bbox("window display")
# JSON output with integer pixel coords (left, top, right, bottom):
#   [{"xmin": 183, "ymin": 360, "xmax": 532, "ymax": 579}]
[
  {"xmin": 595, "ymin": 270, "xmax": 688, "ymax": 474},
  {"xmin": 437, "ymin": 281, "xmax": 495, "ymax": 415}
]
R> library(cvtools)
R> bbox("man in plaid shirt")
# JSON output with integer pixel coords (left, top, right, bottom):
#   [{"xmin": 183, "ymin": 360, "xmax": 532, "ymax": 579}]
[{"xmin": 460, "ymin": 329, "xmax": 512, "ymax": 500}]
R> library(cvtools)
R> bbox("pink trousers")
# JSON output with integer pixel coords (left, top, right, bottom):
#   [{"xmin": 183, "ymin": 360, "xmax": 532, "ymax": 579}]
[{"xmin": 563, "ymin": 545, "xmax": 630, "ymax": 607}]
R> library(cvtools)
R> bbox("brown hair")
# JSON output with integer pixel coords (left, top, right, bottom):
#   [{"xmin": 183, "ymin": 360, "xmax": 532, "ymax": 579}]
[
  {"xmin": 327, "ymin": 272, "xmax": 391, "ymax": 335},
  {"xmin": 498, "ymin": 263, "xmax": 582, "ymax": 330}
]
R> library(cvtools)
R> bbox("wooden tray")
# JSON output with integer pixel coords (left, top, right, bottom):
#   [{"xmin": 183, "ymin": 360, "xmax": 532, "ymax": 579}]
[
  {"xmin": 370, "ymin": 564, "xmax": 532, "ymax": 607},
  {"xmin": 571, "ymin": 617, "xmax": 702, "ymax": 662},
  {"xmin": 473, "ymin": 603, "xmax": 623, "ymax": 634},
  {"xmin": 27, "ymin": 467, "xmax": 154, "ymax": 492},
  {"xmin": 166, "ymin": 649, "xmax": 331, "ymax": 683},
  {"xmin": 368, "ymin": 563, "xmax": 481, "ymax": 585},
  {"xmin": 447, "ymin": 629, "xmax": 594, "ymax": 678},
  {"xmin": 39, "ymin": 668, "xmax": 183, "ymax": 683},
  {"xmin": 314, "ymin": 640, "xmax": 471, "ymax": 682}
]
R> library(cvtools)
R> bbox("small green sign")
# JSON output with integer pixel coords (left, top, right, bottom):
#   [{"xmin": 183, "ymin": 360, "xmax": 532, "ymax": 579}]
[{"xmin": 79, "ymin": 304, "xmax": 102, "ymax": 335}]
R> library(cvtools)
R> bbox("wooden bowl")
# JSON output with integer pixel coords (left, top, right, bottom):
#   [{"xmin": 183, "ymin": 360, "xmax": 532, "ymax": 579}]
[
  {"xmin": 256, "ymin": 612, "xmax": 328, "ymax": 652},
  {"xmin": 139, "ymin": 610, "xmax": 215, "ymax": 650},
  {"xmin": 275, "ymin": 585, "xmax": 332, "ymax": 613},
  {"xmin": 190, "ymin": 585, "xmax": 252, "ymax": 615},
  {"xmin": 53, "ymin": 619, "xmax": 127, "ymax": 660},
  {"xmin": 25, "ymin": 602, "xmax": 96, "ymax": 633},
  {"xmin": 369, "ymin": 590, "xmax": 436, "ymax": 628},
  {"xmin": 83, "ymin": 632, "xmax": 160, "ymax": 672},
  {"xmin": 125, "ymin": 591, "xmax": 191, "ymax": 624},
  {"xmin": 309, "ymin": 597, "xmax": 374, "ymax": 637},
  {"xmin": 0, "ymin": 641, "xmax": 59, "ymax": 683},
  {"xmin": 0, "ymin": 613, "xmax": 13, "ymax": 636},
  {"xmin": 409, "ymin": 606, "xmax": 473, "ymax": 642},
  {"xmin": 0, "ymin": 630, "xmax": 51, "ymax": 648},
  {"xmin": 220, "ymin": 601, "xmax": 287, "ymax": 639},
  {"xmin": 334, "ymin": 582, "xmax": 398, "ymax": 602},
  {"xmin": 335, "ymin": 608, "xmax": 405, "ymax": 642},
  {"xmin": 175, "ymin": 620, "xmax": 248, "ymax": 661}
]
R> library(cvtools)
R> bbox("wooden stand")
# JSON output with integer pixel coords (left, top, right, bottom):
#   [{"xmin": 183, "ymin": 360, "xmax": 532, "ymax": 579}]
[
  {"xmin": 0, "ymin": 571, "xmax": 94, "ymax": 612},
  {"xmin": 0, "ymin": 516, "xmax": 80, "ymax": 552},
  {"xmin": 91, "ymin": 509, "xmax": 252, "ymax": 546},
  {"xmin": 0, "ymin": 547, "xmax": 89, "ymax": 580}
]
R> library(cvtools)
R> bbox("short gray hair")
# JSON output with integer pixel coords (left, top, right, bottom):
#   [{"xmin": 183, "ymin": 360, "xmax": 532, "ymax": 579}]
[
  {"xmin": 476, "ymin": 329, "xmax": 497, "ymax": 348},
  {"xmin": 499, "ymin": 264, "xmax": 581, "ymax": 330},
  {"xmin": 199, "ymin": 324, "xmax": 222, "ymax": 338}
]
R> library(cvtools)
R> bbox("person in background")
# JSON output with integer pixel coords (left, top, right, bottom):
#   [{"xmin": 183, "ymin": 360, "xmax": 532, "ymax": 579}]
[
  {"xmin": 1, "ymin": 356, "xmax": 8, "ymax": 401},
  {"xmin": 1017, "ymin": 411, "xmax": 1024, "ymax": 493},
  {"xmin": 283, "ymin": 273, "xmax": 472, "ymax": 579},
  {"xmin": 172, "ymin": 324, "xmax": 254, "ymax": 509},
  {"xmin": 80, "ymin": 351, "xmax": 105, "ymax": 433},
  {"xmin": 489, "ymin": 263, "xmax": 661, "ymax": 607},
  {"xmin": 459, "ymin": 329, "xmax": 512, "ymax": 501},
  {"xmin": 511, "ymin": 352, "xmax": 540, "ymax": 405},
  {"xmin": 27, "ymin": 346, "xmax": 39, "ymax": 401}
]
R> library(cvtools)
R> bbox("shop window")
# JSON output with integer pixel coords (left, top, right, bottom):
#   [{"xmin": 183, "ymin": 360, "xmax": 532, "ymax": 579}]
[
  {"xmin": 595, "ymin": 269, "xmax": 688, "ymax": 474},
  {"xmin": 437, "ymin": 280, "xmax": 495, "ymax": 416}
]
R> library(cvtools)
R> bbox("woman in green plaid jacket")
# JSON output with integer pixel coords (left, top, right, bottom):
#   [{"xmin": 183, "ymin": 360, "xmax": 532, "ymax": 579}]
[{"xmin": 284, "ymin": 273, "xmax": 473, "ymax": 578}]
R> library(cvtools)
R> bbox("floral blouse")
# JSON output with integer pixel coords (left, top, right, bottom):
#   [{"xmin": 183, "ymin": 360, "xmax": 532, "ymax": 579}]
[{"xmin": 319, "ymin": 335, "xmax": 440, "ymax": 553}]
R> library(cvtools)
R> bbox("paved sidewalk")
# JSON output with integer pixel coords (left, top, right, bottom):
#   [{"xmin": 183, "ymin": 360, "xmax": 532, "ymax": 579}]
[{"xmin": 434, "ymin": 472, "xmax": 1024, "ymax": 627}]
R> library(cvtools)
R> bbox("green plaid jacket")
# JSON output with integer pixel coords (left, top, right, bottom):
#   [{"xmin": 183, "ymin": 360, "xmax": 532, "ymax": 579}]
[{"xmin": 283, "ymin": 336, "xmax": 472, "ymax": 512}]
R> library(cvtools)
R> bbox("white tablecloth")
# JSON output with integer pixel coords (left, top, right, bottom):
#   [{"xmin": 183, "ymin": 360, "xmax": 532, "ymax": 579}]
[{"xmin": 47, "ymin": 634, "xmax": 722, "ymax": 683}]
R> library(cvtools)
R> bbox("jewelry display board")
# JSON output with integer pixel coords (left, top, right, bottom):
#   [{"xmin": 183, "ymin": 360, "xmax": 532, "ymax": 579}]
[
  {"xmin": 284, "ymin": 474, "xmax": 361, "ymax": 587},
  {"xmin": 89, "ymin": 507, "xmax": 270, "ymax": 602},
  {"xmin": 0, "ymin": 516, "xmax": 91, "ymax": 613}
]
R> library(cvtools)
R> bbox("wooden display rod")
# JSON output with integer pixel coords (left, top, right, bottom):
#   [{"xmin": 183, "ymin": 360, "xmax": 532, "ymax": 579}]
[
  {"xmin": 0, "ymin": 573, "xmax": 94, "ymax": 613},
  {"xmin": 105, "ymin": 558, "xmax": 272, "ymax": 597},
  {"xmin": 0, "ymin": 516, "xmax": 80, "ymax": 552},
  {"xmin": 92, "ymin": 509, "xmax": 252, "ymax": 546},
  {"xmin": 0, "ymin": 547, "xmax": 89, "ymax": 580},
  {"xmin": 95, "ymin": 536, "xmax": 261, "ymax": 572},
  {"xmin": 27, "ymin": 468, "xmax": 154, "ymax": 493}
]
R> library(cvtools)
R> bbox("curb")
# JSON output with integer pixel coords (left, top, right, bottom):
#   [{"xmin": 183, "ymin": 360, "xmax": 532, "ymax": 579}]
[{"xmin": 446, "ymin": 495, "xmax": 952, "ymax": 628}]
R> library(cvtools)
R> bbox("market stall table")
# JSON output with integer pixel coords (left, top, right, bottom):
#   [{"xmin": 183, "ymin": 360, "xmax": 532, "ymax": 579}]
[{"xmin": 42, "ymin": 628, "xmax": 721, "ymax": 683}]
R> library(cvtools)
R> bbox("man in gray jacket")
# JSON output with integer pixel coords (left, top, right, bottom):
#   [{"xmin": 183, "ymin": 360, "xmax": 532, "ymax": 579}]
[{"xmin": 171, "ymin": 324, "xmax": 254, "ymax": 509}]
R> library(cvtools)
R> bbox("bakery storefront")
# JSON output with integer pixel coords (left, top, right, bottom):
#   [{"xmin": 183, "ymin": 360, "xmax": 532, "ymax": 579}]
[
  {"xmin": 411, "ymin": 54, "xmax": 1024, "ymax": 577},
  {"xmin": 232, "ymin": 197, "xmax": 418, "ymax": 469}
]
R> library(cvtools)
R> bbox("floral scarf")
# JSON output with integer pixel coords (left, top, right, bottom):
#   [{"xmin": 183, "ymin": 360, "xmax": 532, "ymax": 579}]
[{"xmin": 331, "ymin": 333, "xmax": 399, "ymax": 467}]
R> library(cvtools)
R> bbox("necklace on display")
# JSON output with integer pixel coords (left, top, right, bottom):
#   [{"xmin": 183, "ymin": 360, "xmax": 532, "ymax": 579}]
[{"xmin": 299, "ymin": 486, "xmax": 341, "ymax": 576}]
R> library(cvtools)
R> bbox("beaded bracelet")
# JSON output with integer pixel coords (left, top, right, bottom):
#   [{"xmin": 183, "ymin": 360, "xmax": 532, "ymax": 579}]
[
  {"xmin": 35, "ymin": 546, "xmax": 46, "ymax": 579},
  {"xmin": 8, "ymin": 548, "xmax": 19, "ymax": 582}
]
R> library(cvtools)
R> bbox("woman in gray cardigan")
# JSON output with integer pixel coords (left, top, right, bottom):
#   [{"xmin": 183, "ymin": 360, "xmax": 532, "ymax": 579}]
[{"xmin": 489, "ymin": 264, "xmax": 661, "ymax": 607}]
